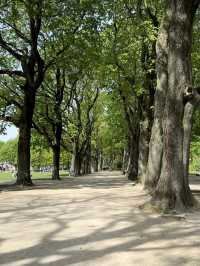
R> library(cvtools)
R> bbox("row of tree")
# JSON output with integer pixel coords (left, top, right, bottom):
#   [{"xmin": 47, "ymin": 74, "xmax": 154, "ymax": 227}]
[{"xmin": 1, "ymin": 0, "xmax": 200, "ymax": 211}]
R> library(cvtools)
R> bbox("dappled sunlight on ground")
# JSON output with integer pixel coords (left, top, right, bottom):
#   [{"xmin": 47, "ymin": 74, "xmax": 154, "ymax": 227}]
[{"xmin": 0, "ymin": 171, "xmax": 200, "ymax": 266}]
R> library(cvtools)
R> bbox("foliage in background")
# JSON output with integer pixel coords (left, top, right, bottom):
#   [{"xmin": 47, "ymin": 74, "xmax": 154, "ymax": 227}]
[{"xmin": 0, "ymin": 138, "xmax": 17, "ymax": 164}]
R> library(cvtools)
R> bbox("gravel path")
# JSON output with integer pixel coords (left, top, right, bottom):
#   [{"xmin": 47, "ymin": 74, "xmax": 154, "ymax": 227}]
[{"xmin": 0, "ymin": 171, "xmax": 200, "ymax": 266}]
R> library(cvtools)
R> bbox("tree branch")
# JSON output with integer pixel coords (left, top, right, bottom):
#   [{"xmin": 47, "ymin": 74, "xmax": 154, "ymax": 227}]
[
  {"xmin": 0, "ymin": 18, "xmax": 31, "ymax": 44},
  {"xmin": 0, "ymin": 69, "xmax": 25, "ymax": 77},
  {"xmin": 0, "ymin": 33, "xmax": 22, "ymax": 60}
]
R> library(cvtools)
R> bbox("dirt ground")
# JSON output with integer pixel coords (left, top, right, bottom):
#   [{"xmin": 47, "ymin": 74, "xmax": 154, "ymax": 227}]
[{"xmin": 0, "ymin": 171, "xmax": 200, "ymax": 266}]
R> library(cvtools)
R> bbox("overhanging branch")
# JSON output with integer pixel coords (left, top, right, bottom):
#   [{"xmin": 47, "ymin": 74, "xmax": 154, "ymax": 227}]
[{"xmin": 0, "ymin": 69, "xmax": 25, "ymax": 78}]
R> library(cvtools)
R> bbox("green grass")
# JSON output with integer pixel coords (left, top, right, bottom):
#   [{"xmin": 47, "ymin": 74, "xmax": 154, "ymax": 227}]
[{"xmin": 0, "ymin": 170, "xmax": 68, "ymax": 183}]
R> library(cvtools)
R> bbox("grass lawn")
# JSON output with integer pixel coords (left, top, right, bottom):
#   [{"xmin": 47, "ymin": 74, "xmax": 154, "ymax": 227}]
[{"xmin": 0, "ymin": 170, "xmax": 68, "ymax": 183}]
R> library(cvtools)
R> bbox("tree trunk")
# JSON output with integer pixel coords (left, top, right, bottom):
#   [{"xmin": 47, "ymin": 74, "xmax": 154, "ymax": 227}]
[
  {"xmin": 16, "ymin": 91, "xmax": 35, "ymax": 186},
  {"xmin": 139, "ymin": 37, "xmax": 156, "ymax": 184},
  {"xmin": 93, "ymin": 148, "xmax": 99, "ymax": 172},
  {"xmin": 126, "ymin": 132, "xmax": 139, "ymax": 181},
  {"xmin": 138, "ymin": 119, "xmax": 150, "ymax": 183},
  {"xmin": 70, "ymin": 151, "xmax": 75, "ymax": 176},
  {"xmin": 118, "ymin": 87, "xmax": 140, "ymax": 181},
  {"xmin": 144, "ymin": 15, "xmax": 169, "ymax": 191},
  {"xmin": 98, "ymin": 151, "xmax": 103, "ymax": 171},
  {"xmin": 17, "ymin": 123, "xmax": 33, "ymax": 186},
  {"xmin": 70, "ymin": 141, "xmax": 82, "ymax": 176},
  {"xmin": 52, "ymin": 123, "xmax": 62, "ymax": 180},
  {"xmin": 122, "ymin": 148, "xmax": 128, "ymax": 174},
  {"xmin": 75, "ymin": 153, "xmax": 82, "ymax": 176},
  {"xmin": 183, "ymin": 102, "xmax": 194, "ymax": 186},
  {"xmin": 82, "ymin": 142, "xmax": 92, "ymax": 175},
  {"xmin": 52, "ymin": 145, "xmax": 61, "ymax": 180},
  {"xmin": 148, "ymin": 0, "xmax": 196, "ymax": 211},
  {"xmin": 70, "ymin": 154, "xmax": 82, "ymax": 176}
]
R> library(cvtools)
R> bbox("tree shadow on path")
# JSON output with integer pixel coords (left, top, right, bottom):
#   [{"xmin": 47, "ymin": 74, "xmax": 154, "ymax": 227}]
[{"xmin": 0, "ymin": 171, "xmax": 200, "ymax": 266}]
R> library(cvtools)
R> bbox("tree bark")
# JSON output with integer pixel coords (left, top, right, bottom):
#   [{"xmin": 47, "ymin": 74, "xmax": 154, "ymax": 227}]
[
  {"xmin": 52, "ymin": 144, "xmax": 61, "ymax": 180},
  {"xmin": 183, "ymin": 102, "xmax": 194, "ymax": 187},
  {"xmin": 126, "ymin": 132, "xmax": 139, "ymax": 181},
  {"xmin": 70, "ymin": 141, "xmax": 82, "ymax": 176},
  {"xmin": 139, "ymin": 37, "xmax": 156, "ymax": 183},
  {"xmin": 144, "ymin": 15, "xmax": 169, "ymax": 191},
  {"xmin": 52, "ymin": 146, "xmax": 60, "ymax": 180},
  {"xmin": 98, "ymin": 151, "xmax": 103, "ymax": 171},
  {"xmin": 52, "ymin": 68, "xmax": 65, "ymax": 180},
  {"xmin": 16, "ymin": 91, "xmax": 35, "ymax": 186},
  {"xmin": 147, "ymin": 0, "xmax": 198, "ymax": 211},
  {"xmin": 93, "ymin": 148, "xmax": 99, "ymax": 172},
  {"xmin": 138, "ymin": 119, "xmax": 150, "ymax": 183},
  {"xmin": 17, "ymin": 125, "xmax": 32, "ymax": 185},
  {"xmin": 122, "ymin": 148, "xmax": 129, "ymax": 174},
  {"xmin": 82, "ymin": 141, "xmax": 92, "ymax": 175},
  {"xmin": 74, "ymin": 153, "xmax": 82, "ymax": 176}
]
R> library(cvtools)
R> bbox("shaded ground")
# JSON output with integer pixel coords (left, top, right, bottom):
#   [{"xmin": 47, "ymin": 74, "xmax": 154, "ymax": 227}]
[{"xmin": 0, "ymin": 171, "xmax": 200, "ymax": 266}]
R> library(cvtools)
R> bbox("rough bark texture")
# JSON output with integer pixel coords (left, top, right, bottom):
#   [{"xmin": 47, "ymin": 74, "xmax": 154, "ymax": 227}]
[
  {"xmin": 14, "ymin": 4, "xmax": 44, "ymax": 185},
  {"xmin": 122, "ymin": 148, "xmax": 129, "ymax": 175},
  {"xmin": 16, "ymin": 86, "xmax": 37, "ymax": 185},
  {"xmin": 144, "ymin": 16, "xmax": 169, "ymax": 190},
  {"xmin": 82, "ymin": 143, "xmax": 92, "ymax": 175},
  {"xmin": 70, "ymin": 139, "xmax": 83, "ymax": 176},
  {"xmin": 138, "ymin": 24, "xmax": 156, "ymax": 181},
  {"xmin": 126, "ymin": 132, "xmax": 139, "ymax": 181},
  {"xmin": 82, "ymin": 131, "xmax": 92, "ymax": 175},
  {"xmin": 16, "ymin": 92, "xmax": 35, "ymax": 185},
  {"xmin": 70, "ymin": 149, "xmax": 76, "ymax": 176},
  {"xmin": 138, "ymin": 119, "xmax": 150, "ymax": 183},
  {"xmin": 98, "ymin": 152, "xmax": 103, "ymax": 171},
  {"xmin": 51, "ymin": 68, "xmax": 65, "ymax": 180},
  {"xmin": 183, "ymin": 103, "xmax": 194, "ymax": 187},
  {"xmin": 118, "ymin": 88, "xmax": 140, "ymax": 181},
  {"xmin": 93, "ymin": 148, "xmax": 100, "ymax": 172},
  {"xmin": 52, "ymin": 127, "xmax": 62, "ymax": 180},
  {"xmin": 145, "ymin": 0, "xmax": 199, "ymax": 211},
  {"xmin": 52, "ymin": 146, "xmax": 60, "ymax": 180}
]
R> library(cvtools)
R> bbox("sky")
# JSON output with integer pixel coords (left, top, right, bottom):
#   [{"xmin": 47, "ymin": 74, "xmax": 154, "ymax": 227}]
[{"xmin": 0, "ymin": 125, "xmax": 18, "ymax": 142}]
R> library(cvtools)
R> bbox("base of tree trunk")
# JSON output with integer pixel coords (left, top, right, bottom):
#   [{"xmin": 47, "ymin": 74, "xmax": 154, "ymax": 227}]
[
  {"xmin": 69, "ymin": 172, "xmax": 79, "ymax": 177},
  {"xmin": 127, "ymin": 171, "xmax": 138, "ymax": 181},
  {"xmin": 52, "ymin": 174, "xmax": 61, "ymax": 180},
  {"xmin": 144, "ymin": 179, "xmax": 158, "ymax": 193},
  {"xmin": 15, "ymin": 179, "xmax": 34, "ymax": 187},
  {"xmin": 140, "ymin": 193, "xmax": 198, "ymax": 214}
]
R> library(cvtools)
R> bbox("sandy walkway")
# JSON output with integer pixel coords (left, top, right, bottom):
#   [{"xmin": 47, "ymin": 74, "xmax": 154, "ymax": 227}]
[{"xmin": 0, "ymin": 171, "xmax": 200, "ymax": 266}]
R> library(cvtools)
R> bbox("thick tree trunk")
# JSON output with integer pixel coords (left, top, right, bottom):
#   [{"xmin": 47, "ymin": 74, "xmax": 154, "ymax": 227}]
[
  {"xmin": 122, "ymin": 148, "xmax": 129, "ymax": 174},
  {"xmin": 70, "ymin": 149, "xmax": 76, "ymax": 176},
  {"xmin": 82, "ymin": 142, "xmax": 92, "ymax": 175},
  {"xmin": 118, "ymin": 87, "xmax": 140, "ymax": 181},
  {"xmin": 52, "ymin": 145, "xmax": 61, "ymax": 180},
  {"xmin": 149, "ymin": 0, "xmax": 196, "ymax": 211},
  {"xmin": 138, "ymin": 119, "xmax": 150, "ymax": 183},
  {"xmin": 144, "ymin": 16, "xmax": 169, "ymax": 190},
  {"xmin": 52, "ymin": 124, "xmax": 62, "ymax": 180},
  {"xmin": 183, "ymin": 103, "xmax": 194, "ymax": 186},
  {"xmin": 0, "ymin": 2, "xmax": 44, "ymax": 186},
  {"xmin": 70, "ymin": 154, "xmax": 82, "ymax": 176},
  {"xmin": 93, "ymin": 148, "xmax": 99, "ymax": 172},
  {"xmin": 98, "ymin": 151, "xmax": 103, "ymax": 171},
  {"xmin": 16, "ymin": 123, "xmax": 33, "ymax": 186},
  {"xmin": 75, "ymin": 154, "xmax": 82, "ymax": 176},
  {"xmin": 70, "ymin": 141, "xmax": 82, "ymax": 176},
  {"xmin": 16, "ymin": 92, "xmax": 35, "ymax": 186},
  {"xmin": 139, "ymin": 38, "xmax": 156, "ymax": 183},
  {"xmin": 126, "ymin": 132, "xmax": 139, "ymax": 181}
]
